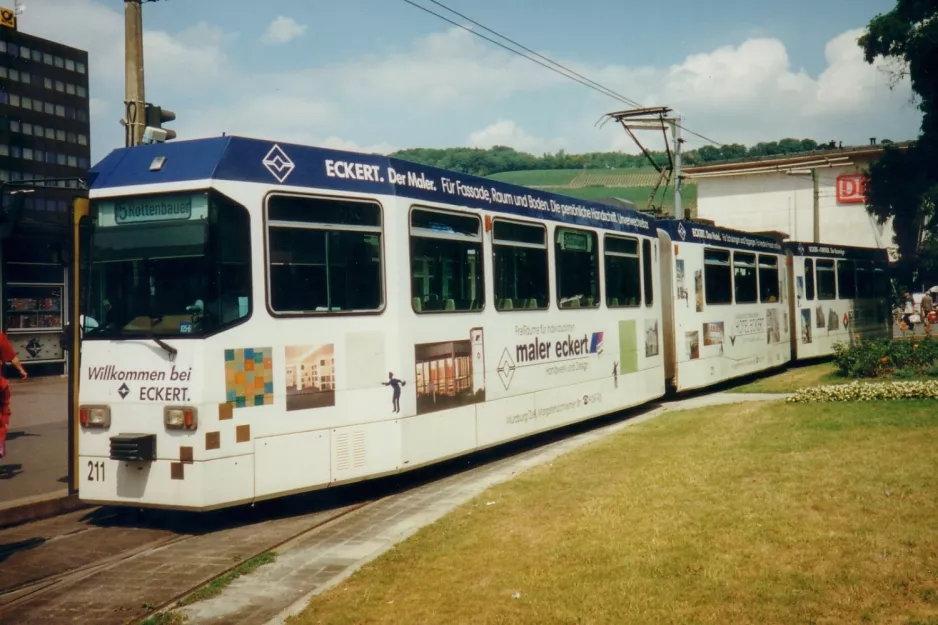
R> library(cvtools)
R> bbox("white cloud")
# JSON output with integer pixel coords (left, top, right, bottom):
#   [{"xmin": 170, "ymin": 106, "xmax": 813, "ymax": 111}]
[
  {"xmin": 17, "ymin": 0, "xmax": 236, "ymax": 157},
  {"xmin": 320, "ymin": 137, "xmax": 397, "ymax": 156},
  {"xmin": 13, "ymin": 1, "xmax": 922, "ymax": 164},
  {"xmin": 176, "ymin": 94, "xmax": 340, "ymax": 140},
  {"xmin": 812, "ymin": 28, "xmax": 900, "ymax": 112},
  {"xmin": 261, "ymin": 16, "xmax": 308, "ymax": 45},
  {"xmin": 468, "ymin": 120, "xmax": 564, "ymax": 154},
  {"xmin": 323, "ymin": 28, "xmax": 563, "ymax": 108}
]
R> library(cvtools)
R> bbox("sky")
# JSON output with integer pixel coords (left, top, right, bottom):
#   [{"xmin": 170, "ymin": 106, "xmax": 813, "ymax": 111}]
[{"xmin": 15, "ymin": 0, "xmax": 923, "ymax": 164}]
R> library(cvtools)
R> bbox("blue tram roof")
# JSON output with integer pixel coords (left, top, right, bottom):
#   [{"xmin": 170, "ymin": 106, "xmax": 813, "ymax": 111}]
[
  {"xmin": 782, "ymin": 240, "xmax": 889, "ymax": 261},
  {"xmin": 657, "ymin": 218, "xmax": 785, "ymax": 255},
  {"xmin": 87, "ymin": 136, "xmax": 656, "ymax": 237}
]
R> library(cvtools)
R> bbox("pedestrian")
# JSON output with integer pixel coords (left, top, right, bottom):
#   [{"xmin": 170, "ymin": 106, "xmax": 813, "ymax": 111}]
[
  {"xmin": 921, "ymin": 291, "xmax": 934, "ymax": 327},
  {"xmin": 903, "ymin": 292, "xmax": 916, "ymax": 331},
  {"xmin": 0, "ymin": 332, "xmax": 28, "ymax": 459}
]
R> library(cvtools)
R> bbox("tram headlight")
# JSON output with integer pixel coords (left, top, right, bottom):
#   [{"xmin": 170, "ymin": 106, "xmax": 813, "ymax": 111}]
[
  {"xmin": 79, "ymin": 405, "xmax": 111, "ymax": 429},
  {"xmin": 164, "ymin": 406, "xmax": 198, "ymax": 430}
]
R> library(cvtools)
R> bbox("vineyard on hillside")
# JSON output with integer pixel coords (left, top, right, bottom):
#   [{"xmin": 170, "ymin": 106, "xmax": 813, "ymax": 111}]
[{"xmin": 487, "ymin": 168, "xmax": 697, "ymax": 214}]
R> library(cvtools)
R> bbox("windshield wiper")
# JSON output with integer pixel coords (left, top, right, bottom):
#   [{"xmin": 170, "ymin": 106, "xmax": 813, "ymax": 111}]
[{"xmin": 152, "ymin": 338, "xmax": 178, "ymax": 361}]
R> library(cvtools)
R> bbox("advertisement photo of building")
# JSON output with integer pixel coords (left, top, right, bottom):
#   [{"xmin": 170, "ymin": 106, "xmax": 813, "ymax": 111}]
[
  {"xmin": 414, "ymin": 338, "xmax": 486, "ymax": 415},
  {"xmin": 284, "ymin": 344, "xmax": 336, "ymax": 412}
]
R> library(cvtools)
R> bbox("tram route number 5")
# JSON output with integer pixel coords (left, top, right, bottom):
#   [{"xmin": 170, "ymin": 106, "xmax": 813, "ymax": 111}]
[{"xmin": 87, "ymin": 460, "xmax": 105, "ymax": 482}]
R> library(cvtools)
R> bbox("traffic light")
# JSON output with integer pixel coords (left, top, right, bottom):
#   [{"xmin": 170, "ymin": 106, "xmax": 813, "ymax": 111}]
[{"xmin": 143, "ymin": 104, "xmax": 176, "ymax": 142}]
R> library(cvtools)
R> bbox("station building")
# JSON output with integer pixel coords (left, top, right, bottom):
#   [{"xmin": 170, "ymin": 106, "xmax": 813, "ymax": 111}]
[
  {"xmin": 0, "ymin": 7, "xmax": 90, "ymax": 375},
  {"xmin": 683, "ymin": 141, "xmax": 910, "ymax": 262}
]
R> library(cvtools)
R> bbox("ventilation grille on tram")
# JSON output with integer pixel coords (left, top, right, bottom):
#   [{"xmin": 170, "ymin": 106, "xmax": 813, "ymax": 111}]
[
  {"xmin": 334, "ymin": 430, "xmax": 367, "ymax": 472},
  {"xmin": 109, "ymin": 433, "xmax": 157, "ymax": 462}
]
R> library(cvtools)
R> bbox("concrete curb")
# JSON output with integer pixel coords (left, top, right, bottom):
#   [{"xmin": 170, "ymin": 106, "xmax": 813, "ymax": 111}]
[{"xmin": 0, "ymin": 490, "xmax": 90, "ymax": 529}]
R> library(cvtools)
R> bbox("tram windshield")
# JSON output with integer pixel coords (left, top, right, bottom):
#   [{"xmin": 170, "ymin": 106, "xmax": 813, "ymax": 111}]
[{"xmin": 83, "ymin": 190, "xmax": 252, "ymax": 339}]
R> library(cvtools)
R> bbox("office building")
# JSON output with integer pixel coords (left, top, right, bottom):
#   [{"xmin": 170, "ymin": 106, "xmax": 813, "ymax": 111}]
[{"xmin": 0, "ymin": 9, "xmax": 90, "ymax": 374}]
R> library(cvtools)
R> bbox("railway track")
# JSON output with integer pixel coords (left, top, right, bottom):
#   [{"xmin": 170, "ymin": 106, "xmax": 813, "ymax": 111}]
[
  {"xmin": 0, "ymin": 489, "xmax": 381, "ymax": 625},
  {"xmin": 0, "ymin": 373, "xmax": 796, "ymax": 625}
]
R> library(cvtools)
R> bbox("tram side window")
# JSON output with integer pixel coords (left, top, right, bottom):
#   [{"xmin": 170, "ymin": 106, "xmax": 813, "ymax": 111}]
[
  {"xmin": 704, "ymin": 248, "xmax": 732, "ymax": 305},
  {"xmin": 211, "ymin": 194, "xmax": 253, "ymax": 325},
  {"xmin": 267, "ymin": 195, "xmax": 383, "ymax": 314},
  {"xmin": 555, "ymin": 227, "xmax": 599, "ymax": 308},
  {"xmin": 804, "ymin": 259, "xmax": 815, "ymax": 300},
  {"xmin": 493, "ymin": 219, "xmax": 548, "ymax": 310},
  {"xmin": 733, "ymin": 251, "xmax": 757, "ymax": 304},
  {"xmin": 837, "ymin": 259, "xmax": 857, "ymax": 299},
  {"xmin": 758, "ymin": 255, "xmax": 780, "ymax": 302},
  {"xmin": 856, "ymin": 261, "xmax": 873, "ymax": 298},
  {"xmin": 604, "ymin": 235, "xmax": 641, "ymax": 308},
  {"xmin": 642, "ymin": 239, "xmax": 654, "ymax": 307},
  {"xmin": 816, "ymin": 259, "xmax": 836, "ymax": 300},
  {"xmin": 410, "ymin": 208, "xmax": 483, "ymax": 312}
]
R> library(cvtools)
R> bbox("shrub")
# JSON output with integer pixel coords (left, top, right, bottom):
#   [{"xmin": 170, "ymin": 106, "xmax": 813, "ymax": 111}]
[
  {"xmin": 786, "ymin": 380, "xmax": 938, "ymax": 403},
  {"xmin": 833, "ymin": 335, "xmax": 938, "ymax": 379}
]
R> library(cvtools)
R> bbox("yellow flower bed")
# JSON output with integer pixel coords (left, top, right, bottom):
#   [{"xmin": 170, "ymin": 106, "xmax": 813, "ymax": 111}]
[{"xmin": 787, "ymin": 380, "xmax": 938, "ymax": 403}]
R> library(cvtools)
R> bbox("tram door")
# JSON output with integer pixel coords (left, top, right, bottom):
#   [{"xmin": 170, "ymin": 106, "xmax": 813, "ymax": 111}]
[{"xmin": 67, "ymin": 198, "xmax": 92, "ymax": 495}]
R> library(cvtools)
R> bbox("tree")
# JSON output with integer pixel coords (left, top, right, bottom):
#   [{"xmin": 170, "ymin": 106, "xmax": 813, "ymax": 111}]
[
  {"xmin": 389, "ymin": 138, "xmax": 826, "ymax": 176},
  {"xmin": 864, "ymin": 143, "xmax": 936, "ymax": 288},
  {"xmin": 859, "ymin": 0, "xmax": 938, "ymax": 290}
]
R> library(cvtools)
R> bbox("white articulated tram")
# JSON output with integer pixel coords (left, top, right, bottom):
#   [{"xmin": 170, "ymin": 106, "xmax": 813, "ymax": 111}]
[
  {"xmin": 656, "ymin": 220, "xmax": 792, "ymax": 393},
  {"xmin": 77, "ymin": 136, "xmax": 667, "ymax": 510},
  {"xmin": 75, "ymin": 136, "xmax": 893, "ymax": 511},
  {"xmin": 784, "ymin": 241, "xmax": 892, "ymax": 360}
]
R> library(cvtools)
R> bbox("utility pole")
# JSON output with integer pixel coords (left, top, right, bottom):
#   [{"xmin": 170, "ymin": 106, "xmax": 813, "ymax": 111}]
[
  {"xmin": 812, "ymin": 168, "xmax": 820, "ymax": 243},
  {"xmin": 671, "ymin": 117, "xmax": 683, "ymax": 219},
  {"xmin": 124, "ymin": 0, "xmax": 145, "ymax": 147}
]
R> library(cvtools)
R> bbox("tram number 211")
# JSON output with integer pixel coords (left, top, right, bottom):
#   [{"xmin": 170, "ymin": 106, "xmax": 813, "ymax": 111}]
[{"xmin": 87, "ymin": 460, "xmax": 105, "ymax": 482}]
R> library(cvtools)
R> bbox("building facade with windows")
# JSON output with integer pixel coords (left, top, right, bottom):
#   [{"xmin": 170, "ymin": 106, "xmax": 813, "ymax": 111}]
[
  {"xmin": 0, "ymin": 13, "xmax": 90, "ymax": 374},
  {"xmin": 683, "ymin": 142, "xmax": 909, "ymax": 263}
]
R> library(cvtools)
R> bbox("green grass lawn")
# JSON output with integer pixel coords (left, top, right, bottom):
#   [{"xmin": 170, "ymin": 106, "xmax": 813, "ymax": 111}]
[
  {"xmin": 730, "ymin": 361, "xmax": 938, "ymax": 394},
  {"xmin": 292, "ymin": 400, "xmax": 938, "ymax": 625},
  {"xmin": 485, "ymin": 168, "xmax": 699, "ymax": 214},
  {"xmin": 729, "ymin": 362, "xmax": 846, "ymax": 393},
  {"xmin": 558, "ymin": 184, "xmax": 698, "ymax": 207}
]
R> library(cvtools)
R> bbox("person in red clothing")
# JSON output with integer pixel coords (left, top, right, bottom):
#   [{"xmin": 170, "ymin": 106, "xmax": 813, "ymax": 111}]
[{"xmin": 0, "ymin": 332, "xmax": 27, "ymax": 460}]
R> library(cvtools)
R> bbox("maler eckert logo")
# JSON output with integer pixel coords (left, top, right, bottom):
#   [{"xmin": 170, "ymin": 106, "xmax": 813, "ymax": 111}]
[
  {"xmin": 589, "ymin": 332, "xmax": 604, "ymax": 356},
  {"xmin": 262, "ymin": 144, "xmax": 296, "ymax": 183},
  {"xmin": 677, "ymin": 222, "xmax": 687, "ymax": 241}
]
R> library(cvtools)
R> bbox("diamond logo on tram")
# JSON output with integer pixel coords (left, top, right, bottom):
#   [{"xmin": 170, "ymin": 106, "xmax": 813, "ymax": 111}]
[
  {"xmin": 497, "ymin": 348, "xmax": 516, "ymax": 390},
  {"xmin": 262, "ymin": 144, "xmax": 296, "ymax": 183}
]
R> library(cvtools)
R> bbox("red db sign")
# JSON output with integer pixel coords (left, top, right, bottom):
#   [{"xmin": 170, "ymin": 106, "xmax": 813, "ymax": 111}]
[{"xmin": 836, "ymin": 175, "xmax": 866, "ymax": 204}]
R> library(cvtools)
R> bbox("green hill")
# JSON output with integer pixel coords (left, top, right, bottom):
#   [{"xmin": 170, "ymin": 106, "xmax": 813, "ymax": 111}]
[
  {"xmin": 487, "ymin": 169, "xmax": 583, "ymax": 186},
  {"xmin": 486, "ymin": 167, "xmax": 697, "ymax": 215}
]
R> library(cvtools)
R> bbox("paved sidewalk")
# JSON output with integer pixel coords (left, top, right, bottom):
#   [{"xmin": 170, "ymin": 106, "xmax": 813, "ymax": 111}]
[{"xmin": 0, "ymin": 377, "xmax": 69, "ymax": 506}]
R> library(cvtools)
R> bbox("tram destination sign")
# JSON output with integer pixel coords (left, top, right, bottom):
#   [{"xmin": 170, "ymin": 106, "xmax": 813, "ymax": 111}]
[
  {"xmin": 95, "ymin": 193, "xmax": 209, "ymax": 228},
  {"xmin": 115, "ymin": 196, "xmax": 192, "ymax": 224}
]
